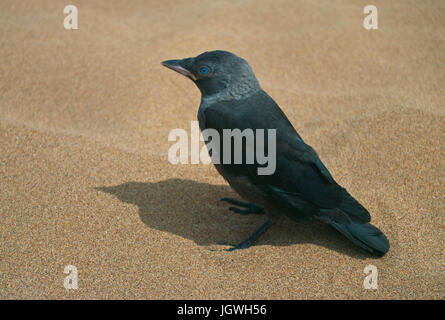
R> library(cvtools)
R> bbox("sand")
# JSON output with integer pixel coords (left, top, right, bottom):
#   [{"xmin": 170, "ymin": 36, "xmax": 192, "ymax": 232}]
[{"xmin": 0, "ymin": 0, "xmax": 444, "ymax": 299}]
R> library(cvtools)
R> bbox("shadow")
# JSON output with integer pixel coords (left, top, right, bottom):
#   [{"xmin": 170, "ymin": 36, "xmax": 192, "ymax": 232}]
[{"xmin": 95, "ymin": 179, "xmax": 370, "ymax": 259}]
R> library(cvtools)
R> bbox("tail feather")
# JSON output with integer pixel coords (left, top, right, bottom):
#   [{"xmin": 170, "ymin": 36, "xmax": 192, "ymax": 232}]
[
  {"xmin": 339, "ymin": 188, "xmax": 371, "ymax": 223},
  {"xmin": 325, "ymin": 219, "xmax": 390, "ymax": 256}
]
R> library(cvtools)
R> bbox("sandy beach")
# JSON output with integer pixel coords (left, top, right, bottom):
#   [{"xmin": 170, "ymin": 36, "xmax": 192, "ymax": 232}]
[{"xmin": 0, "ymin": 0, "xmax": 444, "ymax": 299}]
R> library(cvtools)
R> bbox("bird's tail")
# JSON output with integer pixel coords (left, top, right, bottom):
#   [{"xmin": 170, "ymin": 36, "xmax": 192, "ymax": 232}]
[{"xmin": 325, "ymin": 219, "xmax": 390, "ymax": 256}]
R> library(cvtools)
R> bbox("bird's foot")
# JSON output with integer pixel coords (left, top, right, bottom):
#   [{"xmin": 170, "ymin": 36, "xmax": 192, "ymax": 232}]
[
  {"xmin": 220, "ymin": 197, "xmax": 265, "ymax": 215},
  {"xmin": 221, "ymin": 219, "xmax": 271, "ymax": 251}
]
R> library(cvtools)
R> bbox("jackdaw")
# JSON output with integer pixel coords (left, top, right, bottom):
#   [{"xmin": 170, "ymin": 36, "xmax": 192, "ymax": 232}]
[{"xmin": 162, "ymin": 50, "xmax": 390, "ymax": 256}]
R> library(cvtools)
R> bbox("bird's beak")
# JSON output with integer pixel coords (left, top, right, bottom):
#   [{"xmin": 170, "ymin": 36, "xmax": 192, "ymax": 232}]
[{"xmin": 161, "ymin": 59, "xmax": 197, "ymax": 81}]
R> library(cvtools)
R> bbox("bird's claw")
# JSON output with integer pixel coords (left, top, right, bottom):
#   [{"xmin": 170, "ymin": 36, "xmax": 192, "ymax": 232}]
[
  {"xmin": 224, "ymin": 241, "xmax": 251, "ymax": 251},
  {"xmin": 215, "ymin": 241, "xmax": 250, "ymax": 251},
  {"xmin": 216, "ymin": 219, "xmax": 272, "ymax": 252},
  {"xmin": 220, "ymin": 198, "xmax": 265, "ymax": 215}
]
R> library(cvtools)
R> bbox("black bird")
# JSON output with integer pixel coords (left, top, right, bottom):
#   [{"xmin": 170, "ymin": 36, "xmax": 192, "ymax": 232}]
[{"xmin": 162, "ymin": 50, "xmax": 390, "ymax": 256}]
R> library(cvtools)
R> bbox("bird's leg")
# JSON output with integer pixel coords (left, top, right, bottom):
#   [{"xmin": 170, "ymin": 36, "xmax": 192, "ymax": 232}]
[
  {"xmin": 224, "ymin": 219, "xmax": 271, "ymax": 251},
  {"xmin": 220, "ymin": 197, "xmax": 265, "ymax": 215}
]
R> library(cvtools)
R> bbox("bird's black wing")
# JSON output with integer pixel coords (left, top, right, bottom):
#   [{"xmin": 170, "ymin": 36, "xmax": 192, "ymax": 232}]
[{"xmin": 201, "ymin": 90, "xmax": 370, "ymax": 223}]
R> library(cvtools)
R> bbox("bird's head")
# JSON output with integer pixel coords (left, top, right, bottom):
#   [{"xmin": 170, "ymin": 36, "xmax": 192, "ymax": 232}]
[{"xmin": 161, "ymin": 50, "xmax": 260, "ymax": 100}]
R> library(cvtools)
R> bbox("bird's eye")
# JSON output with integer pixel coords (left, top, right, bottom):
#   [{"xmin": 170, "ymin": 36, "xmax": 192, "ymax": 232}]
[{"xmin": 199, "ymin": 66, "xmax": 210, "ymax": 75}]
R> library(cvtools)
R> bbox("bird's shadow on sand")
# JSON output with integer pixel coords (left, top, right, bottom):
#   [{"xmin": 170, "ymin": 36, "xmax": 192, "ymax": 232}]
[{"xmin": 96, "ymin": 179, "xmax": 370, "ymax": 259}]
